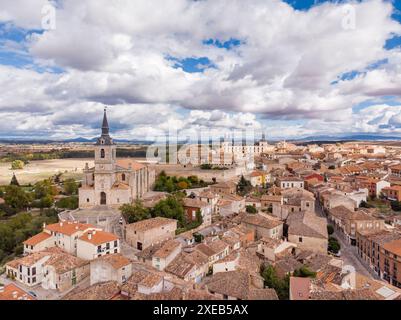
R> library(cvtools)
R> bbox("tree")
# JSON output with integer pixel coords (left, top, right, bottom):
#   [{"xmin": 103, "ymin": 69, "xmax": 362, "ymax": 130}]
[
  {"xmin": 34, "ymin": 179, "xmax": 57, "ymax": 200},
  {"xmin": 63, "ymin": 178, "xmax": 78, "ymax": 195},
  {"xmin": 120, "ymin": 200, "xmax": 151, "ymax": 224},
  {"xmin": 10, "ymin": 173, "xmax": 20, "ymax": 186},
  {"xmin": 177, "ymin": 181, "xmax": 189, "ymax": 190},
  {"xmin": 200, "ymin": 164, "xmax": 212, "ymax": 170},
  {"xmin": 293, "ymin": 266, "xmax": 317, "ymax": 278},
  {"xmin": 39, "ymin": 195, "xmax": 54, "ymax": 208},
  {"xmin": 151, "ymin": 196, "xmax": 185, "ymax": 227},
  {"xmin": 237, "ymin": 175, "xmax": 252, "ymax": 196},
  {"xmin": 3, "ymin": 185, "xmax": 31, "ymax": 209},
  {"xmin": 246, "ymin": 205, "xmax": 257, "ymax": 214},
  {"xmin": 11, "ymin": 160, "xmax": 24, "ymax": 170},
  {"xmin": 55, "ymin": 196, "xmax": 78, "ymax": 210},
  {"xmin": 261, "ymin": 265, "xmax": 289, "ymax": 300},
  {"xmin": 328, "ymin": 236, "xmax": 341, "ymax": 254},
  {"xmin": 327, "ymin": 224, "xmax": 334, "ymax": 235}
]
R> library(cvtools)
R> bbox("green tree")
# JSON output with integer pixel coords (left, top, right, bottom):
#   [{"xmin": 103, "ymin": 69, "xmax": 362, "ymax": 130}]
[
  {"xmin": 120, "ymin": 200, "xmax": 151, "ymax": 224},
  {"xmin": 39, "ymin": 195, "xmax": 54, "ymax": 208},
  {"xmin": 55, "ymin": 196, "xmax": 78, "ymax": 210},
  {"xmin": 327, "ymin": 224, "xmax": 334, "ymax": 235},
  {"xmin": 237, "ymin": 175, "xmax": 252, "ymax": 196},
  {"xmin": 246, "ymin": 205, "xmax": 257, "ymax": 214},
  {"xmin": 293, "ymin": 266, "xmax": 317, "ymax": 278},
  {"xmin": 63, "ymin": 178, "xmax": 78, "ymax": 195},
  {"xmin": 34, "ymin": 179, "xmax": 57, "ymax": 200},
  {"xmin": 261, "ymin": 265, "xmax": 289, "ymax": 300},
  {"xmin": 151, "ymin": 196, "xmax": 185, "ymax": 227},
  {"xmin": 3, "ymin": 185, "xmax": 31, "ymax": 209},
  {"xmin": 328, "ymin": 236, "xmax": 341, "ymax": 254},
  {"xmin": 11, "ymin": 160, "xmax": 24, "ymax": 170}
]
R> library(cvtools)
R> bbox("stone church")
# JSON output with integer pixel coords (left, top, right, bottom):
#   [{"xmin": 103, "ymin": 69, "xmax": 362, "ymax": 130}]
[{"xmin": 78, "ymin": 109, "xmax": 155, "ymax": 208}]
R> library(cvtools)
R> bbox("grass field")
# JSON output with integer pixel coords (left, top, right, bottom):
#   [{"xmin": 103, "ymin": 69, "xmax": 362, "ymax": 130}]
[{"xmin": 0, "ymin": 158, "xmax": 94, "ymax": 185}]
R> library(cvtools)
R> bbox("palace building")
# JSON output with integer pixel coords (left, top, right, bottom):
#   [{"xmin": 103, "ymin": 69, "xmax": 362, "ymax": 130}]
[{"xmin": 78, "ymin": 109, "xmax": 155, "ymax": 208}]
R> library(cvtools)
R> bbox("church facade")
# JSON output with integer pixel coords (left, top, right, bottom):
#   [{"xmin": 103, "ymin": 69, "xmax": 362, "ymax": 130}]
[{"xmin": 78, "ymin": 109, "xmax": 155, "ymax": 208}]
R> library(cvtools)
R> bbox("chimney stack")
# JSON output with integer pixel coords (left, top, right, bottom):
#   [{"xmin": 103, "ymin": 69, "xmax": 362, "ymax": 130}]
[{"xmin": 88, "ymin": 233, "xmax": 92, "ymax": 240}]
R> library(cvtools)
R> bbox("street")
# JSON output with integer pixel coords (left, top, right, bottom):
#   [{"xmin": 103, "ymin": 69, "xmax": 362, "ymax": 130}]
[{"xmin": 315, "ymin": 200, "xmax": 378, "ymax": 279}]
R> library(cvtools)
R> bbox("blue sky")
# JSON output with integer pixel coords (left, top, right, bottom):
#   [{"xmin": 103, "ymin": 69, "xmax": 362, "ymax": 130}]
[{"xmin": 0, "ymin": 0, "xmax": 401, "ymax": 140}]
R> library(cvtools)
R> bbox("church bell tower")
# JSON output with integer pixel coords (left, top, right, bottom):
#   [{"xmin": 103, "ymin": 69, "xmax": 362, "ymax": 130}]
[{"xmin": 94, "ymin": 108, "xmax": 116, "ymax": 172}]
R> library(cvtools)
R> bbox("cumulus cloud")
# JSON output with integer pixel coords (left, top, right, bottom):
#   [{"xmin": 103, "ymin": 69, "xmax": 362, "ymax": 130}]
[{"xmin": 0, "ymin": 0, "xmax": 400, "ymax": 139}]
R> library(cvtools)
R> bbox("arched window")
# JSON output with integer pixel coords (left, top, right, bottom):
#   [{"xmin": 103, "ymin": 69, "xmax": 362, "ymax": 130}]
[
  {"xmin": 122, "ymin": 173, "xmax": 126, "ymax": 181},
  {"xmin": 100, "ymin": 149, "xmax": 105, "ymax": 158}
]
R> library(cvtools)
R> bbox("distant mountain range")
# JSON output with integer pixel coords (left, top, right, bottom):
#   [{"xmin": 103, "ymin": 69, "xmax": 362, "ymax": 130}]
[
  {"xmin": 1, "ymin": 133, "xmax": 400, "ymax": 144},
  {"xmin": 291, "ymin": 134, "xmax": 401, "ymax": 142}
]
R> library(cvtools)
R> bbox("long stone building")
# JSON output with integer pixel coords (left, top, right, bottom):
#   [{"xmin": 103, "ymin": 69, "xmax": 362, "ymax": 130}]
[{"xmin": 78, "ymin": 109, "xmax": 155, "ymax": 208}]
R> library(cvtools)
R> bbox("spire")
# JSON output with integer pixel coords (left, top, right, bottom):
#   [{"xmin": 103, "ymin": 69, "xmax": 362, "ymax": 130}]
[
  {"xmin": 102, "ymin": 107, "xmax": 109, "ymax": 136},
  {"xmin": 96, "ymin": 107, "xmax": 114, "ymax": 145}
]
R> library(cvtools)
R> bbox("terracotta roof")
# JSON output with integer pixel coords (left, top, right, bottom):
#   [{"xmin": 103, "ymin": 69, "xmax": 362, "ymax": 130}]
[
  {"xmin": 183, "ymin": 198, "xmax": 209, "ymax": 208},
  {"xmin": 165, "ymin": 254, "xmax": 196, "ymax": 279},
  {"xmin": 242, "ymin": 214, "xmax": 283, "ymax": 229},
  {"xmin": 290, "ymin": 277, "xmax": 311, "ymax": 300},
  {"xmin": 126, "ymin": 217, "xmax": 177, "ymax": 232},
  {"xmin": 112, "ymin": 182, "xmax": 130, "ymax": 190},
  {"xmin": 207, "ymin": 239, "xmax": 229, "ymax": 254},
  {"xmin": 139, "ymin": 273, "xmax": 163, "ymax": 288},
  {"xmin": 287, "ymin": 211, "xmax": 328, "ymax": 239},
  {"xmin": 0, "ymin": 284, "xmax": 35, "ymax": 300},
  {"xmin": 382, "ymin": 239, "xmax": 401, "ymax": 256},
  {"xmin": 23, "ymin": 232, "xmax": 51, "ymax": 246},
  {"xmin": 195, "ymin": 243, "xmax": 217, "ymax": 257},
  {"xmin": 64, "ymin": 281, "xmax": 120, "ymax": 300},
  {"xmin": 79, "ymin": 230, "xmax": 118, "ymax": 245},
  {"xmin": 45, "ymin": 221, "xmax": 95, "ymax": 236},
  {"xmin": 94, "ymin": 253, "xmax": 131, "ymax": 269},
  {"xmin": 153, "ymin": 240, "xmax": 181, "ymax": 259},
  {"xmin": 204, "ymin": 270, "xmax": 278, "ymax": 300},
  {"xmin": 116, "ymin": 159, "xmax": 145, "ymax": 171},
  {"xmin": 44, "ymin": 248, "xmax": 88, "ymax": 274}
]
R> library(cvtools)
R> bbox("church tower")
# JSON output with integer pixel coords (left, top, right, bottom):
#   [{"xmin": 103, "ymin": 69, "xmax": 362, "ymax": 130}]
[{"xmin": 94, "ymin": 108, "xmax": 116, "ymax": 205}]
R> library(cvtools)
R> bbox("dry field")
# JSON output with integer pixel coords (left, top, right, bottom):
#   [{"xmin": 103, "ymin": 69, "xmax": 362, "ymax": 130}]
[{"xmin": 0, "ymin": 159, "xmax": 94, "ymax": 185}]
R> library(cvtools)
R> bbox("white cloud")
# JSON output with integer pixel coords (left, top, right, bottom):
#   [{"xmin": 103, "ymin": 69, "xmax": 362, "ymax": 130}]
[{"xmin": 0, "ymin": 0, "xmax": 401, "ymax": 139}]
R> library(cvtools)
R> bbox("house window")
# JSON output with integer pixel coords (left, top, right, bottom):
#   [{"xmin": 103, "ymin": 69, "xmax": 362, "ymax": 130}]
[
  {"xmin": 32, "ymin": 277, "xmax": 36, "ymax": 284},
  {"xmin": 114, "ymin": 240, "xmax": 118, "ymax": 247},
  {"xmin": 32, "ymin": 267, "xmax": 36, "ymax": 276},
  {"xmin": 122, "ymin": 173, "xmax": 126, "ymax": 181},
  {"xmin": 299, "ymin": 237, "xmax": 303, "ymax": 243},
  {"xmin": 114, "ymin": 249, "xmax": 118, "ymax": 253}
]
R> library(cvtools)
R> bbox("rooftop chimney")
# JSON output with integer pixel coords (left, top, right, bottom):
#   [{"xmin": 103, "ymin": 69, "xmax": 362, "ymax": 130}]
[
  {"xmin": 0, "ymin": 284, "xmax": 4, "ymax": 293},
  {"xmin": 93, "ymin": 230, "xmax": 97, "ymax": 235},
  {"xmin": 60, "ymin": 222, "xmax": 63, "ymax": 227},
  {"xmin": 88, "ymin": 233, "xmax": 92, "ymax": 240}
]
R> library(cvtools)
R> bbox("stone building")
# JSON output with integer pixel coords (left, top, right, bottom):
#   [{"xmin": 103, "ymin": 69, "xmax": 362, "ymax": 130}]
[{"xmin": 79, "ymin": 108, "xmax": 155, "ymax": 208}]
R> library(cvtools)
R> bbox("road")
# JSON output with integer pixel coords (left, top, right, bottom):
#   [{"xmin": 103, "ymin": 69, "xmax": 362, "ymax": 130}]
[{"xmin": 315, "ymin": 200, "xmax": 379, "ymax": 279}]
